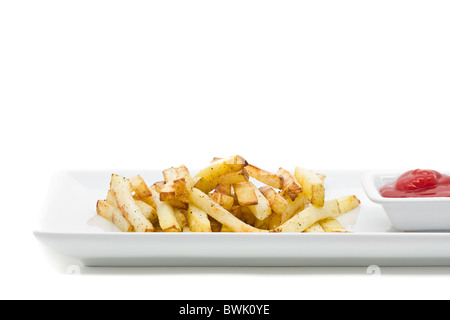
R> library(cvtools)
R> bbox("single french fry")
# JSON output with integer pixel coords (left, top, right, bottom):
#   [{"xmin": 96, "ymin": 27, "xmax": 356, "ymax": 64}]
[
  {"xmin": 281, "ymin": 194, "xmax": 308, "ymax": 224},
  {"xmin": 294, "ymin": 167, "xmax": 325, "ymax": 207},
  {"xmin": 247, "ymin": 183, "xmax": 272, "ymax": 221},
  {"xmin": 189, "ymin": 188, "xmax": 268, "ymax": 233},
  {"xmin": 110, "ymin": 174, "xmax": 154, "ymax": 232},
  {"xmin": 215, "ymin": 183, "xmax": 232, "ymax": 196},
  {"xmin": 106, "ymin": 189, "xmax": 118, "ymax": 206},
  {"xmin": 259, "ymin": 186, "xmax": 288, "ymax": 215},
  {"xmin": 337, "ymin": 195, "xmax": 361, "ymax": 214},
  {"xmin": 240, "ymin": 206, "xmax": 257, "ymax": 226},
  {"xmin": 173, "ymin": 208, "xmax": 188, "ymax": 229},
  {"xmin": 221, "ymin": 224, "xmax": 234, "ymax": 232},
  {"xmin": 107, "ymin": 190, "xmax": 157, "ymax": 225},
  {"xmin": 304, "ymin": 221, "xmax": 325, "ymax": 233},
  {"xmin": 195, "ymin": 155, "xmax": 248, "ymax": 192},
  {"xmin": 150, "ymin": 186, "xmax": 181, "ymax": 232},
  {"xmin": 135, "ymin": 199, "xmax": 158, "ymax": 225},
  {"xmin": 186, "ymin": 205, "xmax": 212, "ymax": 232},
  {"xmin": 152, "ymin": 181, "xmax": 165, "ymax": 193},
  {"xmin": 129, "ymin": 175, "xmax": 152, "ymax": 199},
  {"xmin": 210, "ymin": 191, "xmax": 235, "ymax": 211},
  {"xmin": 215, "ymin": 169, "xmax": 249, "ymax": 185},
  {"xmin": 319, "ymin": 218, "xmax": 347, "ymax": 232},
  {"xmin": 275, "ymin": 200, "xmax": 341, "ymax": 233},
  {"xmin": 233, "ymin": 181, "xmax": 258, "ymax": 206},
  {"xmin": 96, "ymin": 200, "xmax": 133, "ymax": 232},
  {"xmin": 277, "ymin": 168, "xmax": 303, "ymax": 201},
  {"xmin": 245, "ymin": 164, "xmax": 284, "ymax": 189}
]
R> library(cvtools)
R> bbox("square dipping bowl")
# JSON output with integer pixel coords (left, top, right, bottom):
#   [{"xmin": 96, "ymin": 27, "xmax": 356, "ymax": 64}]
[{"xmin": 362, "ymin": 171, "xmax": 450, "ymax": 232}]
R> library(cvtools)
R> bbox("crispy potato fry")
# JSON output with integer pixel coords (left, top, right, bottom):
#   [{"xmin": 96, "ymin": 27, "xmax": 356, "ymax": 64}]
[
  {"xmin": 186, "ymin": 205, "xmax": 212, "ymax": 232},
  {"xmin": 275, "ymin": 200, "xmax": 341, "ymax": 233},
  {"xmin": 189, "ymin": 188, "xmax": 267, "ymax": 232},
  {"xmin": 319, "ymin": 218, "xmax": 347, "ymax": 232},
  {"xmin": 168, "ymin": 199, "xmax": 189, "ymax": 210},
  {"xmin": 96, "ymin": 200, "xmax": 133, "ymax": 232},
  {"xmin": 259, "ymin": 186, "xmax": 288, "ymax": 215},
  {"xmin": 129, "ymin": 175, "xmax": 152, "ymax": 199},
  {"xmin": 160, "ymin": 165, "xmax": 194, "ymax": 202},
  {"xmin": 303, "ymin": 221, "xmax": 325, "ymax": 233},
  {"xmin": 214, "ymin": 169, "xmax": 249, "ymax": 185},
  {"xmin": 245, "ymin": 164, "xmax": 284, "ymax": 189},
  {"xmin": 233, "ymin": 181, "xmax": 259, "ymax": 206},
  {"xmin": 152, "ymin": 181, "xmax": 165, "ymax": 193},
  {"xmin": 135, "ymin": 200, "xmax": 158, "ymax": 225},
  {"xmin": 240, "ymin": 206, "xmax": 257, "ymax": 226},
  {"xmin": 210, "ymin": 191, "xmax": 235, "ymax": 211},
  {"xmin": 149, "ymin": 186, "xmax": 181, "ymax": 232},
  {"xmin": 294, "ymin": 167, "xmax": 325, "ymax": 207},
  {"xmin": 215, "ymin": 183, "xmax": 232, "ymax": 196},
  {"xmin": 337, "ymin": 195, "xmax": 361, "ymax": 214},
  {"xmin": 173, "ymin": 208, "xmax": 188, "ymax": 229},
  {"xmin": 195, "ymin": 155, "xmax": 248, "ymax": 192},
  {"xmin": 221, "ymin": 224, "xmax": 234, "ymax": 232},
  {"xmin": 247, "ymin": 183, "xmax": 272, "ymax": 221},
  {"xmin": 110, "ymin": 174, "xmax": 154, "ymax": 232},
  {"xmin": 106, "ymin": 189, "xmax": 118, "ymax": 206},
  {"xmin": 281, "ymin": 194, "xmax": 308, "ymax": 224},
  {"xmin": 277, "ymin": 168, "xmax": 303, "ymax": 201},
  {"xmin": 107, "ymin": 189, "xmax": 157, "ymax": 225}
]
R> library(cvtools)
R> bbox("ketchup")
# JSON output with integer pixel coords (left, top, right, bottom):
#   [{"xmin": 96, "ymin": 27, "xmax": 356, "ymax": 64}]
[{"xmin": 379, "ymin": 169, "xmax": 450, "ymax": 198}]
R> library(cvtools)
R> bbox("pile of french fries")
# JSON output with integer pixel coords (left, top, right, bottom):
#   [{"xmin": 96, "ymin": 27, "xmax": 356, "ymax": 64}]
[{"xmin": 96, "ymin": 155, "xmax": 360, "ymax": 233}]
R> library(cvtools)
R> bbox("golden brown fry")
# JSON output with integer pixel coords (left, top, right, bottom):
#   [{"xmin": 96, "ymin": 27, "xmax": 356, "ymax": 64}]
[
  {"xmin": 337, "ymin": 195, "xmax": 361, "ymax": 214},
  {"xmin": 149, "ymin": 186, "xmax": 181, "ymax": 232},
  {"xmin": 294, "ymin": 167, "xmax": 325, "ymax": 207},
  {"xmin": 195, "ymin": 155, "xmax": 248, "ymax": 192},
  {"xmin": 281, "ymin": 194, "xmax": 308, "ymax": 224},
  {"xmin": 233, "ymin": 181, "xmax": 259, "ymax": 206},
  {"xmin": 277, "ymin": 168, "xmax": 303, "ymax": 201},
  {"xmin": 245, "ymin": 164, "xmax": 284, "ymax": 189},
  {"xmin": 186, "ymin": 205, "xmax": 212, "ymax": 232},
  {"xmin": 319, "ymin": 218, "xmax": 347, "ymax": 232},
  {"xmin": 160, "ymin": 165, "xmax": 194, "ymax": 202},
  {"xmin": 189, "ymin": 188, "xmax": 267, "ymax": 233},
  {"xmin": 129, "ymin": 175, "xmax": 152, "ymax": 199},
  {"xmin": 152, "ymin": 181, "xmax": 165, "ymax": 193},
  {"xmin": 247, "ymin": 183, "xmax": 272, "ymax": 221},
  {"xmin": 110, "ymin": 174, "xmax": 154, "ymax": 232},
  {"xmin": 259, "ymin": 186, "xmax": 288, "ymax": 215},
  {"xmin": 304, "ymin": 221, "xmax": 325, "ymax": 233},
  {"xmin": 96, "ymin": 200, "xmax": 133, "ymax": 232},
  {"xmin": 209, "ymin": 191, "xmax": 235, "ymax": 211},
  {"xmin": 275, "ymin": 200, "xmax": 341, "ymax": 233},
  {"xmin": 173, "ymin": 208, "xmax": 188, "ymax": 229},
  {"xmin": 135, "ymin": 199, "xmax": 158, "ymax": 225},
  {"xmin": 215, "ymin": 183, "xmax": 232, "ymax": 196}
]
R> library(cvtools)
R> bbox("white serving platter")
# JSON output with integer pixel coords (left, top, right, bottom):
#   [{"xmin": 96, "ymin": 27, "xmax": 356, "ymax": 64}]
[{"xmin": 33, "ymin": 170, "xmax": 450, "ymax": 267}]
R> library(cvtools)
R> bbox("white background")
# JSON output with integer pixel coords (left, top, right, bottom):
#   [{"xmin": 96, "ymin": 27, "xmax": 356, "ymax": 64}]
[{"xmin": 1, "ymin": 0, "xmax": 450, "ymax": 300}]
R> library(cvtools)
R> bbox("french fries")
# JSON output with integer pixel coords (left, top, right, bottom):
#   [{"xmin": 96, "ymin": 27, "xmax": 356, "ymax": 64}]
[
  {"xmin": 245, "ymin": 164, "xmax": 283, "ymax": 189},
  {"xmin": 294, "ymin": 167, "xmax": 325, "ymax": 207},
  {"xmin": 233, "ymin": 181, "xmax": 259, "ymax": 206},
  {"xmin": 277, "ymin": 168, "xmax": 303, "ymax": 201},
  {"xmin": 195, "ymin": 155, "xmax": 248, "ymax": 193},
  {"xmin": 96, "ymin": 156, "xmax": 361, "ymax": 234},
  {"xmin": 189, "ymin": 188, "xmax": 267, "ymax": 233},
  {"xmin": 96, "ymin": 200, "xmax": 133, "ymax": 232},
  {"xmin": 275, "ymin": 200, "xmax": 341, "ymax": 233}
]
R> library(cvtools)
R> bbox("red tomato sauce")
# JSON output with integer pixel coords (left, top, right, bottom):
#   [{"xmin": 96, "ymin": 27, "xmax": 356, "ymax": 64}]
[{"xmin": 379, "ymin": 169, "xmax": 450, "ymax": 198}]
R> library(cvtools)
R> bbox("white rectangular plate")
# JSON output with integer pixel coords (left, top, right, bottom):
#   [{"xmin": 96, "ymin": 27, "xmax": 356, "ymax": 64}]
[{"xmin": 34, "ymin": 170, "xmax": 450, "ymax": 267}]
